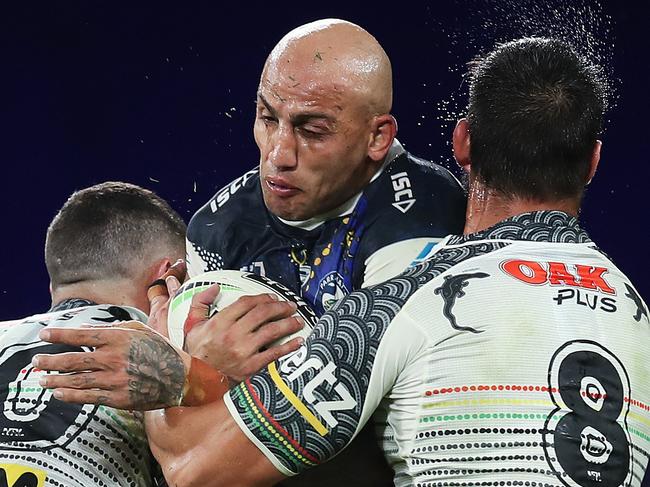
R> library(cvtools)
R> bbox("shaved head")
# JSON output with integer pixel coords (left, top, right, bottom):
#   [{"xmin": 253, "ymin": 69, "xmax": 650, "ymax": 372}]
[
  {"xmin": 262, "ymin": 19, "xmax": 393, "ymax": 115},
  {"xmin": 254, "ymin": 19, "xmax": 397, "ymax": 220}
]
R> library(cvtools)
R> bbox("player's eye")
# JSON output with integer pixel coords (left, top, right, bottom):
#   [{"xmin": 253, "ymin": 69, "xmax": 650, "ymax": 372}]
[
  {"xmin": 298, "ymin": 126, "xmax": 327, "ymax": 139},
  {"xmin": 259, "ymin": 114, "xmax": 277, "ymax": 126}
]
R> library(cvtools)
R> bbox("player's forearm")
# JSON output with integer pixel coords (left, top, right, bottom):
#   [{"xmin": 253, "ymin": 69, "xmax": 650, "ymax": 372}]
[{"xmin": 145, "ymin": 401, "xmax": 283, "ymax": 487}]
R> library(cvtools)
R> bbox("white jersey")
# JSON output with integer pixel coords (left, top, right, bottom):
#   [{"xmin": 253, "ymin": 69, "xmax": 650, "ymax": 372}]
[
  {"xmin": 0, "ymin": 301, "xmax": 155, "ymax": 487},
  {"xmin": 225, "ymin": 211, "xmax": 650, "ymax": 486}
]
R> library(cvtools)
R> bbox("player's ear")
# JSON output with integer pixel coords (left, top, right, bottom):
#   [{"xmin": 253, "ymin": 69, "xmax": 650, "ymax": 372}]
[
  {"xmin": 149, "ymin": 257, "xmax": 174, "ymax": 284},
  {"xmin": 367, "ymin": 114, "xmax": 397, "ymax": 162},
  {"xmin": 453, "ymin": 118, "xmax": 471, "ymax": 173},
  {"xmin": 585, "ymin": 140, "xmax": 601, "ymax": 185}
]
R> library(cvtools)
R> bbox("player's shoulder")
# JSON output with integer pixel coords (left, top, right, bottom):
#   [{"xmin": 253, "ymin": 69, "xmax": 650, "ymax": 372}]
[
  {"xmin": 386, "ymin": 149, "xmax": 465, "ymax": 198},
  {"xmin": 69, "ymin": 304, "xmax": 147, "ymax": 324},
  {"xmin": 44, "ymin": 304, "xmax": 147, "ymax": 327},
  {"xmin": 188, "ymin": 168, "xmax": 262, "ymax": 229},
  {"xmin": 355, "ymin": 148, "xmax": 466, "ymax": 264},
  {"xmin": 364, "ymin": 148, "xmax": 465, "ymax": 218},
  {"xmin": 1, "ymin": 304, "xmax": 147, "ymax": 343}
]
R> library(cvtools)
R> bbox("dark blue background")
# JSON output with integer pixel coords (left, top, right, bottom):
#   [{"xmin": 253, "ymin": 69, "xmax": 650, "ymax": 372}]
[{"xmin": 1, "ymin": 1, "xmax": 648, "ymax": 319}]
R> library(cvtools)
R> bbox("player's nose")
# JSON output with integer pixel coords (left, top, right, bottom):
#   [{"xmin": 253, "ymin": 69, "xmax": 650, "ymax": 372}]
[{"xmin": 267, "ymin": 124, "xmax": 298, "ymax": 169}]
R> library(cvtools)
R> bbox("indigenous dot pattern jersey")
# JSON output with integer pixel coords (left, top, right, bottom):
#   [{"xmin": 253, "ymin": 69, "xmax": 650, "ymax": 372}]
[
  {"xmin": 186, "ymin": 142, "xmax": 467, "ymax": 316},
  {"xmin": 0, "ymin": 301, "xmax": 155, "ymax": 487},
  {"xmin": 224, "ymin": 211, "xmax": 650, "ymax": 486}
]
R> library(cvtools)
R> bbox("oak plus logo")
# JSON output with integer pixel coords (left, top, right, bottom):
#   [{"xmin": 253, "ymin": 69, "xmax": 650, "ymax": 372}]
[{"xmin": 500, "ymin": 259, "xmax": 615, "ymax": 295}]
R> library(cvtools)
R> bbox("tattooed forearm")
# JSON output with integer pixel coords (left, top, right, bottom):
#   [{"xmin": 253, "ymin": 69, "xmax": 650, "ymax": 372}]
[{"xmin": 127, "ymin": 334, "xmax": 185, "ymax": 409}]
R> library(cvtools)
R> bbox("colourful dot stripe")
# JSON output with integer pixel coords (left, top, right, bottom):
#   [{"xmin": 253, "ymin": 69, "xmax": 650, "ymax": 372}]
[
  {"xmin": 628, "ymin": 411, "xmax": 650, "ymax": 427},
  {"xmin": 424, "ymin": 384, "xmax": 650, "ymax": 411},
  {"xmin": 417, "ymin": 411, "xmax": 650, "ymax": 443},
  {"xmin": 235, "ymin": 387, "xmax": 308, "ymax": 467},
  {"xmin": 424, "ymin": 385, "xmax": 555, "ymax": 396},
  {"xmin": 100, "ymin": 406, "xmax": 148, "ymax": 445},
  {"xmin": 240, "ymin": 380, "xmax": 319, "ymax": 465},
  {"xmin": 8, "ymin": 387, "xmax": 41, "ymax": 393},
  {"xmin": 244, "ymin": 379, "xmax": 319, "ymax": 464},
  {"xmin": 418, "ymin": 412, "xmax": 561, "ymax": 423},
  {"xmin": 625, "ymin": 397, "xmax": 650, "ymax": 411},
  {"xmin": 630, "ymin": 426, "xmax": 650, "ymax": 443},
  {"xmin": 423, "ymin": 398, "xmax": 555, "ymax": 409}
]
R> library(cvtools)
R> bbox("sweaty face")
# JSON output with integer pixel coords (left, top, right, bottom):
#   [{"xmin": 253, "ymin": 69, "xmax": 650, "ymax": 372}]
[{"xmin": 254, "ymin": 68, "xmax": 375, "ymax": 221}]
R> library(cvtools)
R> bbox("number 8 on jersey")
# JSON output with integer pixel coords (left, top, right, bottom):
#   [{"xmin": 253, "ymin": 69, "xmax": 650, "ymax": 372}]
[{"xmin": 544, "ymin": 340, "xmax": 632, "ymax": 487}]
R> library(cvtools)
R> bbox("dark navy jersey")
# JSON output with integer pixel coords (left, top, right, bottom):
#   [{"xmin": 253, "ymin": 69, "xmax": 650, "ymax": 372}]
[{"xmin": 187, "ymin": 144, "xmax": 466, "ymax": 316}]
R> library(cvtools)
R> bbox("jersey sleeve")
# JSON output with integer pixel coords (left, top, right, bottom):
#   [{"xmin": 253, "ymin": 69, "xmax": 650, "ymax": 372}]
[
  {"xmin": 361, "ymin": 236, "xmax": 444, "ymax": 287},
  {"xmin": 223, "ymin": 284, "xmax": 428, "ymax": 475},
  {"xmin": 186, "ymin": 169, "xmax": 259, "ymax": 278}
]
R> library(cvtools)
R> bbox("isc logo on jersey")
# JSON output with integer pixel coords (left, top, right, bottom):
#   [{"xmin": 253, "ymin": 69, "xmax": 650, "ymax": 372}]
[
  {"xmin": 209, "ymin": 169, "xmax": 257, "ymax": 213},
  {"xmin": 272, "ymin": 346, "xmax": 357, "ymax": 436},
  {"xmin": 390, "ymin": 171, "xmax": 416, "ymax": 214}
]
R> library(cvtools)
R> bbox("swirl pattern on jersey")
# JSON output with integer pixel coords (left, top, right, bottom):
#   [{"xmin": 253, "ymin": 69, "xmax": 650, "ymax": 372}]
[
  {"xmin": 229, "ymin": 241, "xmax": 509, "ymax": 474},
  {"xmin": 447, "ymin": 211, "xmax": 591, "ymax": 245},
  {"xmin": 49, "ymin": 298, "xmax": 96, "ymax": 312}
]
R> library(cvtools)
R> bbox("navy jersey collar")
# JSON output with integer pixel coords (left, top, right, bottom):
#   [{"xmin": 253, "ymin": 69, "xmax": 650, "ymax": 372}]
[{"xmin": 447, "ymin": 210, "xmax": 592, "ymax": 245}]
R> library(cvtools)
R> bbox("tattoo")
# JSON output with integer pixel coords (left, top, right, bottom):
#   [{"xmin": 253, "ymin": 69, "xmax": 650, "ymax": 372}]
[
  {"xmin": 127, "ymin": 334, "xmax": 185, "ymax": 409},
  {"xmin": 74, "ymin": 374, "xmax": 97, "ymax": 388},
  {"xmin": 97, "ymin": 395, "xmax": 111, "ymax": 404}
]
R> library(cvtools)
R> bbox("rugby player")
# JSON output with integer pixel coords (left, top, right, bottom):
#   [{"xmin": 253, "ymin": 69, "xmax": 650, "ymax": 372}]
[
  {"xmin": 186, "ymin": 19, "xmax": 466, "ymax": 316},
  {"xmin": 184, "ymin": 20, "xmax": 466, "ymax": 484},
  {"xmin": 0, "ymin": 182, "xmax": 186, "ymax": 486},
  {"xmin": 37, "ymin": 38, "xmax": 650, "ymax": 485}
]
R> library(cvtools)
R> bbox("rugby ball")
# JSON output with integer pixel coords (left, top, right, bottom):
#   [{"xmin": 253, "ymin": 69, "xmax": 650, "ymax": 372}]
[{"xmin": 167, "ymin": 270, "xmax": 317, "ymax": 348}]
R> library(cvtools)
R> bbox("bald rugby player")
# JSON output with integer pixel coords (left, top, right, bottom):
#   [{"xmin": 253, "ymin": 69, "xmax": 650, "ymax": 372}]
[
  {"xmin": 183, "ymin": 19, "xmax": 466, "ymax": 486},
  {"xmin": 186, "ymin": 19, "xmax": 465, "ymax": 313}
]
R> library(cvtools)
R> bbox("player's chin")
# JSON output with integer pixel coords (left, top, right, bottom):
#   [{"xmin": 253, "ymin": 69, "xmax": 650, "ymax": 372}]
[{"xmin": 264, "ymin": 194, "xmax": 310, "ymax": 221}]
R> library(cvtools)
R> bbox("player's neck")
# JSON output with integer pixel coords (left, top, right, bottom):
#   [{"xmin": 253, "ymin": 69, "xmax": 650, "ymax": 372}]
[
  {"xmin": 463, "ymin": 181, "xmax": 580, "ymax": 235},
  {"xmin": 51, "ymin": 278, "xmax": 145, "ymax": 312}
]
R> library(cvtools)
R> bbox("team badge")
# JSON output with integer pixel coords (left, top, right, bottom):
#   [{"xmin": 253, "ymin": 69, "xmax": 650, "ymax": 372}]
[{"xmin": 316, "ymin": 272, "xmax": 348, "ymax": 311}]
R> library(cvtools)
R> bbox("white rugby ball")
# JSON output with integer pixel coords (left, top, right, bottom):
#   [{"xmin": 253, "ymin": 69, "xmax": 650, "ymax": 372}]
[{"xmin": 167, "ymin": 270, "xmax": 317, "ymax": 348}]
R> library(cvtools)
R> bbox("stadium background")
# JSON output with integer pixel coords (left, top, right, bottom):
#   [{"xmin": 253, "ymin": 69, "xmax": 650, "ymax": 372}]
[{"xmin": 1, "ymin": 1, "xmax": 648, "ymax": 319}]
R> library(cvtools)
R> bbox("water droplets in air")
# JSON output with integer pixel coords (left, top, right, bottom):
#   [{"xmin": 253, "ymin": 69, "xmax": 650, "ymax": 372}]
[{"xmin": 426, "ymin": 0, "xmax": 618, "ymax": 169}]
